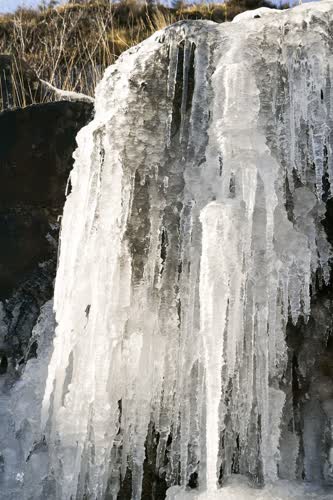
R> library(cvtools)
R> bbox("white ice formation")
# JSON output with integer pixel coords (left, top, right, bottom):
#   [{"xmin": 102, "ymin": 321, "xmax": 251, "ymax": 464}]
[
  {"xmin": 39, "ymin": 80, "xmax": 95, "ymax": 104},
  {"xmin": 12, "ymin": 1, "xmax": 333, "ymax": 499},
  {"xmin": 0, "ymin": 301, "xmax": 55, "ymax": 500}
]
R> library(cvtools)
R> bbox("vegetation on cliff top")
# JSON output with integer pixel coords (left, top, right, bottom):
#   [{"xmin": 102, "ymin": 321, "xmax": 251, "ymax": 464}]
[{"xmin": 0, "ymin": 0, "xmax": 290, "ymax": 107}]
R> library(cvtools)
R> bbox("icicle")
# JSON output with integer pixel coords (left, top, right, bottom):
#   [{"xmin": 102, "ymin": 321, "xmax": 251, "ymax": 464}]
[{"xmin": 37, "ymin": 3, "xmax": 333, "ymax": 499}]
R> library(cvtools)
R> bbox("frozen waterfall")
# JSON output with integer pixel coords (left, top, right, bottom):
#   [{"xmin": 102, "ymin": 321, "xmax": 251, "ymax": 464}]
[{"xmin": 21, "ymin": 1, "xmax": 333, "ymax": 499}]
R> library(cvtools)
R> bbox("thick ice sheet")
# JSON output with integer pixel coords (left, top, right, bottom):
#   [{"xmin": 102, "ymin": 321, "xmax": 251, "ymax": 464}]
[{"xmin": 33, "ymin": 1, "xmax": 333, "ymax": 498}]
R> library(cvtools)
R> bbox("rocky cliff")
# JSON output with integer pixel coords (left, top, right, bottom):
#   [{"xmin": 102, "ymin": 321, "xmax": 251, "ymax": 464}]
[{"xmin": 0, "ymin": 99, "xmax": 93, "ymax": 384}]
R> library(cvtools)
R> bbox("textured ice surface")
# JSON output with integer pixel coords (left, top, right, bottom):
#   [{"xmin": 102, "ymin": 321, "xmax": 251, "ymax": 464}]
[
  {"xmin": 166, "ymin": 475, "xmax": 333, "ymax": 499},
  {"xmin": 24, "ymin": 1, "xmax": 333, "ymax": 498},
  {"xmin": 0, "ymin": 301, "xmax": 55, "ymax": 500}
]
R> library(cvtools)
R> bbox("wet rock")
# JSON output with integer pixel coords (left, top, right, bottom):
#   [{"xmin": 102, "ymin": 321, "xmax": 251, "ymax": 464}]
[{"xmin": 0, "ymin": 100, "xmax": 93, "ymax": 372}]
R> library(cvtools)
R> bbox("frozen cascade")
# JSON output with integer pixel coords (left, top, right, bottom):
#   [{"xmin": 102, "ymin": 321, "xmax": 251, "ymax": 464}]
[{"xmin": 37, "ymin": 2, "xmax": 333, "ymax": 499}]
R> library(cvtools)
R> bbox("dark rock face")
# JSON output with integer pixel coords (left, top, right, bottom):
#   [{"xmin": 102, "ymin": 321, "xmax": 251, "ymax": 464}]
[
  {"xmin": 0, "ymin": 100, "xmax": 93, "ymax": 375},
  {"xmin": 284, "ymin": 288, "xmax": 333, "ymax": 484}
]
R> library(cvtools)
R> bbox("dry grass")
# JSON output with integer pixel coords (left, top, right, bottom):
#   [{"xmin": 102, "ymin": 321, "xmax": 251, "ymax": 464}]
[{"xmin": 0, "ymin": 0, "xmax": 289, "ymax": 109}]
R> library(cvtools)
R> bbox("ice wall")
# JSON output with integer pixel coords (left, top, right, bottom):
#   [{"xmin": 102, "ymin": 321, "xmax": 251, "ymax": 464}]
[{"xmin": 39, "ymin": 2, "xmax": 333, "ymax": 499}]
